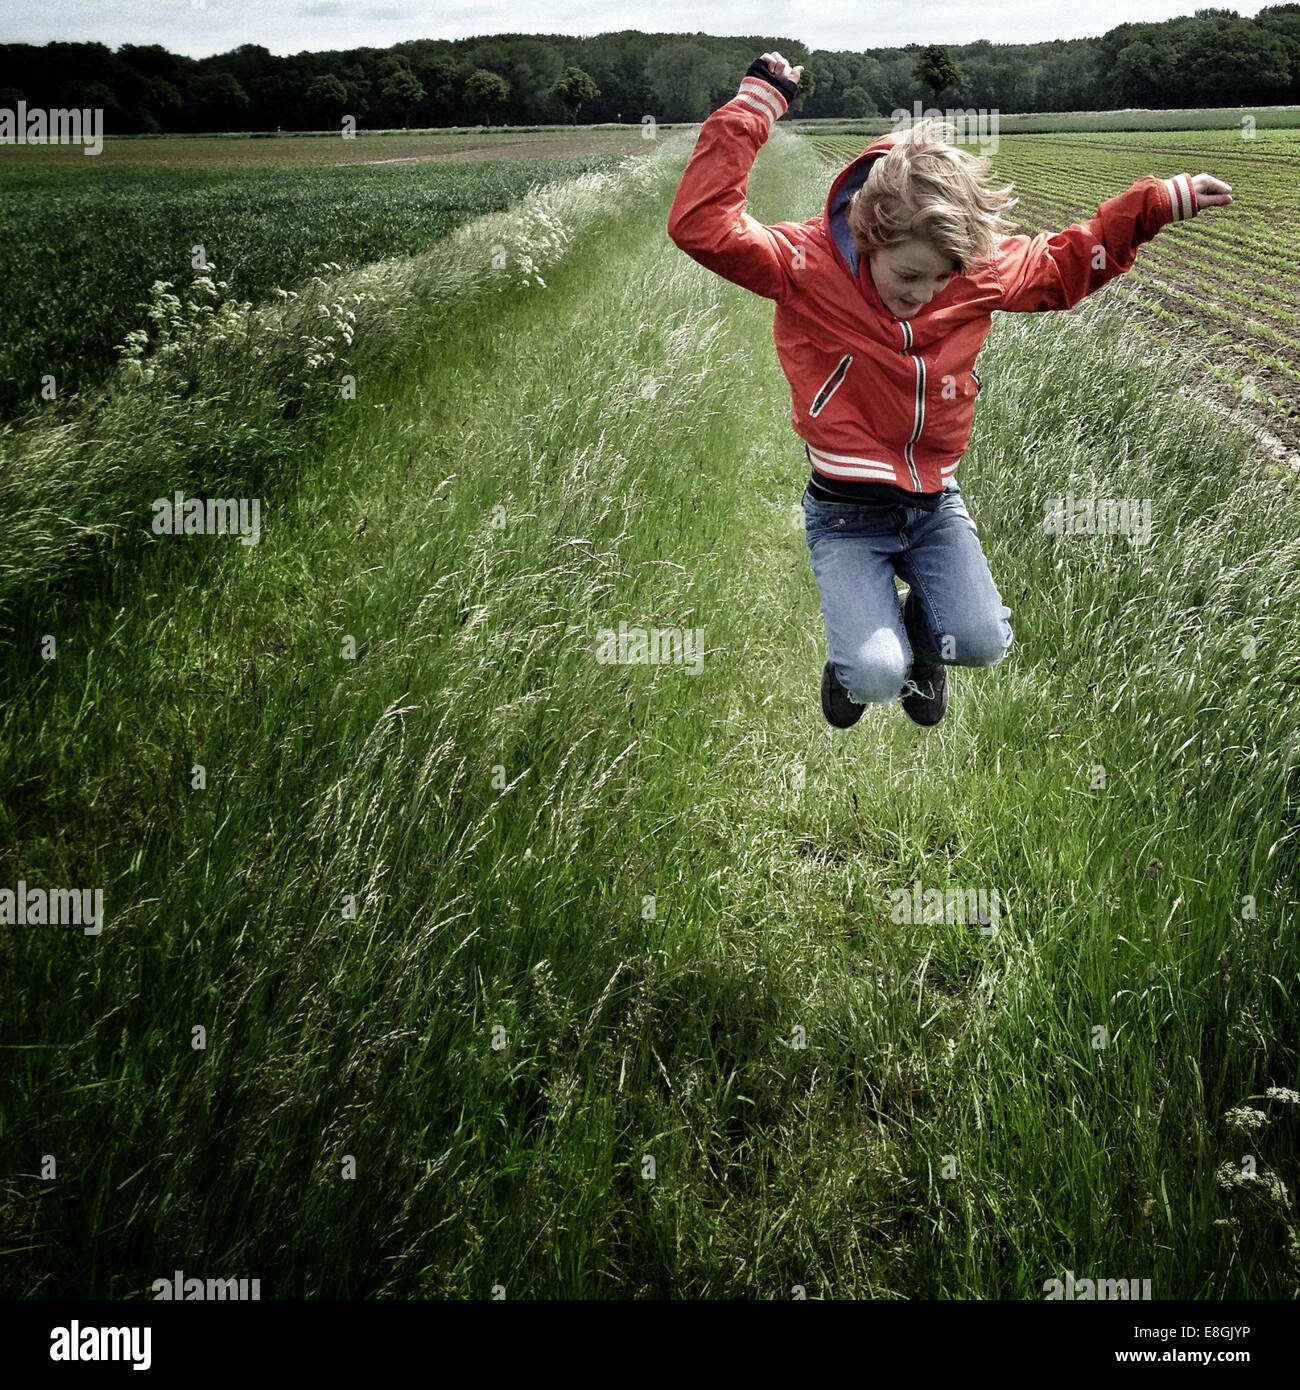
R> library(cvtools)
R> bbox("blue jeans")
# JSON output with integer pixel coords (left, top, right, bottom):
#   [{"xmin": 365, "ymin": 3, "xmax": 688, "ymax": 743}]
[{"xmin": 802, "ymin": 480, "xmax": 1013, "ymax": 705}]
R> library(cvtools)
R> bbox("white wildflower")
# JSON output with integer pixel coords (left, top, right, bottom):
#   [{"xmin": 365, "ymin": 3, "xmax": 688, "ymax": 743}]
[
  {"xmin": 1216, "ymin": 1160, "xmax": 1291, "ymax": 1208},
  {"xmin": 1224, "ymin": 1106, "xmax": 1270, "ymax": 1134}
]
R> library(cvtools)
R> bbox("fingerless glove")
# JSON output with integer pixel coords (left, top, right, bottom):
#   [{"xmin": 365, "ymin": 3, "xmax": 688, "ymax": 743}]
[{"xmin": 744, "ymin": 58, "xmax": 798, "ymax": 103}]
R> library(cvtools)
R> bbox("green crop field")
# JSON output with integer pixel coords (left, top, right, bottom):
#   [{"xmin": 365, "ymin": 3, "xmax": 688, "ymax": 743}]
[
  {"xmin": 807, "ymin": 127, "xmax": 1300, "ymax": 459},
  {"xmin": 2, "ymin": 115, "xmax": 1299, "ymax": 1306},
  {"xmin": 0, "ymin": 151, "xmax": 637, "ymax": 420}
]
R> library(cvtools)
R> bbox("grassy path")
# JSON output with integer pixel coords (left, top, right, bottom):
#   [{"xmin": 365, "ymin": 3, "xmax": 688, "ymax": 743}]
[{"xmin": 2, "ymin": 124, "xmax": 1298, "ymax": 1298}]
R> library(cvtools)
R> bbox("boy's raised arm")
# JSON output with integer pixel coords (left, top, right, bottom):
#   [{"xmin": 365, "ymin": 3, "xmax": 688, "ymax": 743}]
[
  {"xmin": 996, "ymin": 171, "xmax": 1232, "ymax": 313},
  {"xmin": 666, "ymin": 53, "xmax": 804, "ymax": 301}
]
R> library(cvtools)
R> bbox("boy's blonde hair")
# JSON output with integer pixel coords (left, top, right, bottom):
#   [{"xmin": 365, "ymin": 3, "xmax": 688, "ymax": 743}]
[{"xmin": 847, "ymin": 118, "xmax": 1019, "ymax": 274}]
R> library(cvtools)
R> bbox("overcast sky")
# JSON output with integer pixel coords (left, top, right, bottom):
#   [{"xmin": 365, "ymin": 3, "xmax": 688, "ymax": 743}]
[{"xmin": 1, "ymin": 1, "xmax": 1273, "ymax": 58}]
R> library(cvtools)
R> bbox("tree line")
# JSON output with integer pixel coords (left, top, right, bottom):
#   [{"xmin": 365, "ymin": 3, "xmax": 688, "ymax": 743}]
[{"xmin": 1, "ymin": 10, "xmax": 1298, "ymax": 134}]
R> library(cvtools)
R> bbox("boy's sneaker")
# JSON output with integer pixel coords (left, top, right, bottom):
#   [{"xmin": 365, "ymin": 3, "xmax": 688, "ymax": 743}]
[
  {"xmin": 820, "ymin": 660, "xmax": 865, "ymax": 728},
  {"xmin": 899, "ymin": 586, "xmax": 949, "ymax": 726}
]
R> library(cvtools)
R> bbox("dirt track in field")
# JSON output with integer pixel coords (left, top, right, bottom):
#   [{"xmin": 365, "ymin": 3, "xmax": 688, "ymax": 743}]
[
  {"xmin": 362, "ymin": 138, "xmax": 647, "ymax": 164},
  {"xmin": 0, "ymin": 131, "xmax": 649, "ymax": 168}
]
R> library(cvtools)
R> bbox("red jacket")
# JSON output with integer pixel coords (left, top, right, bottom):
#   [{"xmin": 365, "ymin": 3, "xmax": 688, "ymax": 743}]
[{"xmin": 667, "ymin": 72, "xmax": 1200, "ymax": 495}]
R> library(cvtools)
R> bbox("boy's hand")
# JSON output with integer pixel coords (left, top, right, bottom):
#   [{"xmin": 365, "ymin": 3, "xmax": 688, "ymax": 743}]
[
  {"xmin": 1190, "ymin": 173, "xmax": 1233, "ymax": 207},
  {"xmin": 758, "ymin": 51, "xmax": 804, "ymax": 85}
]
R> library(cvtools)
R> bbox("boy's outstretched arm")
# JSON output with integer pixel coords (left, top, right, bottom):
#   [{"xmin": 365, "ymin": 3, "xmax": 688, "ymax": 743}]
[
  {"xmin": 667, "ymin": 51, "xmax": 805, "ymax": 301},
  {"xmin": 997, "ymin": 172, "xmax": 1234, "ymax": 313}
]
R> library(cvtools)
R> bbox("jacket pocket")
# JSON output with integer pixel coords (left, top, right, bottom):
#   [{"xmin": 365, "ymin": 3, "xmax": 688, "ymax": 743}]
[{"xmin": 809, "ymin": 354, "xmax": 853, "ymax": 417}]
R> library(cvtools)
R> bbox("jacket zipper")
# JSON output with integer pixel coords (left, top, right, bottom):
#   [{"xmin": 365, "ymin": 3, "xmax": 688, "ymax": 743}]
[
  {"xmin": 809, "ymin": 354, "xmax": 852, "ymax": 417},
  {"xmin": 898, "ymin": 320, "xmax": 924, "ymax": 491}
]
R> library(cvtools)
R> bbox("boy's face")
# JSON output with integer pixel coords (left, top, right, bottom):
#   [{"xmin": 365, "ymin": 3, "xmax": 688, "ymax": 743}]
[{"xmin": 867, "ymin": 239, "xmax": 958, "ymax": 319}]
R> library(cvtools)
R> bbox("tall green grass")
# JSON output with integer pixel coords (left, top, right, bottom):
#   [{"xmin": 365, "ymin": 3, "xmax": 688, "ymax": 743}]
[
  {"xmin": 0, "ymin": 149, "xmax": 661, "ymax": 639},
  {"xmin": 1, "ymin": 122, "xmax": 1297, "ymax": 1298}
]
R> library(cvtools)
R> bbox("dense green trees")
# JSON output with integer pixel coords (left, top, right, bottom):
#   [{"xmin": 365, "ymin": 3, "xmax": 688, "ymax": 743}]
[
  {"xmin": 465, "ymin": 69, "xmax": 509, "ymax": 126},
  {"xmin": 0, "ymin": 12, "xmax": 1295, "ymax": 134},
  {"xmin": 552, "ymin": 67, "xmax": 601, "ymax": 124},
  {"xmin": 914, "ymin": 44, "xmax": 964, "ymax": 105}
]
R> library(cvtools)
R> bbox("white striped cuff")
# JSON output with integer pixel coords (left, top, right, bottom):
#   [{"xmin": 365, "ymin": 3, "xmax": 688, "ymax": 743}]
[
  {"xmin": 733, "ymin": 76, "xmax": 788, "ymax": 131},
  {"xmin": 1162, "ymin": 174, "xmax": 1196, "ymax": 222}
]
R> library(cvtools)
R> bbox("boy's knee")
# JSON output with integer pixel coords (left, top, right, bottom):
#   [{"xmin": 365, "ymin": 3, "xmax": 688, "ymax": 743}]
[
  {"xmin": 953, "ymin": 617, "xmax": 1012, "ymax": 668},
  {"xmin": 838, "ymin": 633, "xmax": 909, "ymax": 704}
]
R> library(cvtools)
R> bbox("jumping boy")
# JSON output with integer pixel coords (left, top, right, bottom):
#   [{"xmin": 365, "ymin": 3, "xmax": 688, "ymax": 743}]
[{"xmin": 667, "ymin": 51, "xmax": 1233, "ymax": 727}]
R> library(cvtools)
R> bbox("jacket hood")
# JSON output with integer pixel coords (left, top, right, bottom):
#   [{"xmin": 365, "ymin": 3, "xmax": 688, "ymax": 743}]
[{"xmin": 824, "ymin": 132, "xmax": 900, "ymax": 279}]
